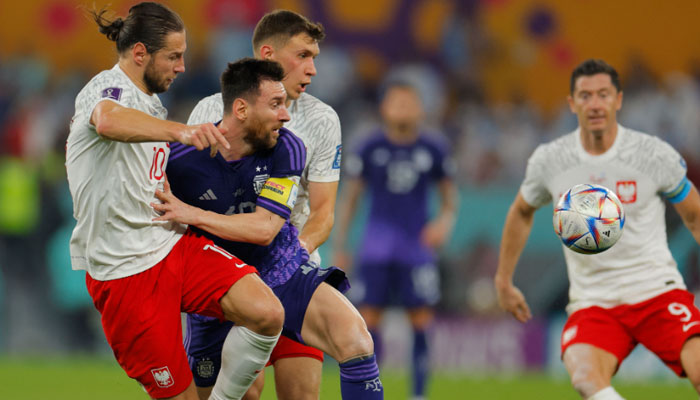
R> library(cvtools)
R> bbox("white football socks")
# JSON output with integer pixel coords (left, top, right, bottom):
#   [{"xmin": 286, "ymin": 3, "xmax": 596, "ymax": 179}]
[
  {"xmin": 587, "ymin": 386, "xmax": 625, "ymax": 400},
  {"xmin": 209, "ymin": 326, "xmax": 280, "ymax": 400}
]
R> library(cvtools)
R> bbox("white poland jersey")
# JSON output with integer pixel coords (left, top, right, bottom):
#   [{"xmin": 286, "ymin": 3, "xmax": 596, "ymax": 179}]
[
  {"xmin": 187, "ymin": 92, "xmax": 342, "ymax": 264},
  {"xmin": 66, "ymin": 64, "xmax": 185, "ymax": 281},
  {"xmin": 520, "ymin": 125, "xmax": 691, "ymax": 314}
]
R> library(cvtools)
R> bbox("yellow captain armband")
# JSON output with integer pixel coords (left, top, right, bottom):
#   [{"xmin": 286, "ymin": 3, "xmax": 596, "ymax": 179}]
[{"xmin": 259, "ymin": 177, "xmax": 299, "ymax": 210}]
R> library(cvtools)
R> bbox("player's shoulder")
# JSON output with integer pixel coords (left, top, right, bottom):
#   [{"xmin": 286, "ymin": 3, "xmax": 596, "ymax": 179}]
[
  {"xmin": 532, "ymin": 129, "xmax": 577, "ymax": 160},
  {"xmin": 77, "ymin": 66, "xmax": 129, "ymax": 98},
  {"xmin": 168, "ymin": 141, "xmax": 199, "ymax": 164},
  {"xmin": 417, "ymin": 131, "xmax": 451, "ymax": 153},
  {"xmin": 195, "ymin": 92, "xmax": 223, "ymax": 108},
  {"xmin": 292, "ymin": 93, "xmax": 340, "ymax": 123},
  {"xmin": 273, "ymin": 127, "xmax": 306, "ymax": 170},
  {"xmin": 277, "ymin": 127, "xmax": 306, "ymax": 148},
  {"xmin": 618, "ymin": 125, "xmax": 680, "ymax": 163}
]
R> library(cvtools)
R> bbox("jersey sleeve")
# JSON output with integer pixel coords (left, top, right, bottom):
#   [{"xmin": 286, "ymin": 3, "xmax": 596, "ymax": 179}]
[
  {"xmin": 653, "ymin": 138, "xmax": 690, "ymax": 203},
  {"xmin": 256, "ymin": 130, "xmax": 307, "ymax": 219},
  {"xmin": 76, "ymin": 72, "xmax": 137, "ymax": 130},
  {"xmin": 187, "ymin": 94, "xmax": 224, "ymax": 125},
  {"xmin": 305, "ymin": 107, "xmax": 342, "ymax": 183},
  {"xmin": 520, "ymin": 144, "xmax": 553, "ymax": 208}
]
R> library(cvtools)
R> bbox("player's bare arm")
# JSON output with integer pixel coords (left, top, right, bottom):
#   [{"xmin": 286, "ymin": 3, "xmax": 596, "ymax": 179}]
[
  {"xmin": 495, "ymin": 192, "xmax": 537, "ymax": 323},
  {"xmin": 420, "ymin": 178, "xmax": 458, "ymax": 249},
  {"xmin": 332, "ymin": 178, "xmax": 366, "ymax": 269},
  {"xmin": 673, "ymin": 184, "xmax": 700, "ymax": 244},
  {"xmin": 91, "ymin": 100, "xmax": 230, "ymax": 154},
  {"xmin": 298, "ymin": 180, "xmax": 338, "ymax": 253},
  {"xmin": 153, "ymin": 178, "xmax": 286, "ymax": 245}
]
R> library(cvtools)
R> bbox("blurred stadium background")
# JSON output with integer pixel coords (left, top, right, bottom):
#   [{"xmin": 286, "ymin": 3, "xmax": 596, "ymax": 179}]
[{"xmin": 2, "ymin": 0, "xmax": 700, "ymax": 398}]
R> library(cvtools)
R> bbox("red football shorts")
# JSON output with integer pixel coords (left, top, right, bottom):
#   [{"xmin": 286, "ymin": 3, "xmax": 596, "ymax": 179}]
[
  {"xmin": 561, "ymin": 289, "xmax": 700, "ymax": 376},
  {"xmin": 267, "ymin": 335, "xmax": 324, "ymax": 366},
  {"xmin": 86, "ymin": 231, "xmax": 257, "ymax": 398}
]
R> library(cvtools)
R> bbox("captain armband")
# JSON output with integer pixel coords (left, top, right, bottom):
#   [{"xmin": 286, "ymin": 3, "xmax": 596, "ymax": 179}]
[
  {"xmin": 259, "ymin": 177, "xmax": 299, "ymax": 211},
  {"xmin": 664, "ymin": 176, "xmax": 691, "ymax": 204}
]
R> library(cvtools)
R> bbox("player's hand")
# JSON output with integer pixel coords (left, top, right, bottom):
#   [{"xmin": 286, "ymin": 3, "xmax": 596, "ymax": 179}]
[
  {"xmin": 151, "ymin": 177, "xmax": 201, "ymax": 225},
  {"xmin": 179, "ymin": 123, "xmax": 230, "ymax": 157},
  {"xmin": 495, "ymin": 282, "xmax": 532, "ymax": 323},
  {"xmin": 420, "ymin": 218, "xmax": 451, "ymax": 249}
]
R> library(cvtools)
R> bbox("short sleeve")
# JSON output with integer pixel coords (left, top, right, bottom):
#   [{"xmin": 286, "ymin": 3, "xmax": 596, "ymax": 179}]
[
  {"xmin": 653, "ymin": 138, "xmax": 690, "ymax": 203},
  {"xmin": 256, "ymin": 130, "xmax": 306, "ymax": 219},
  {"xmin": 520, "ymin": 145, "xmax": 553, "ymax": 208},
  {"xmin": 305, "ymin": 108, "xmax": 342, "ymax": 182},
  {"xmin": 75, "ymin": 72, "xmax": 137, "ymax": 130}
]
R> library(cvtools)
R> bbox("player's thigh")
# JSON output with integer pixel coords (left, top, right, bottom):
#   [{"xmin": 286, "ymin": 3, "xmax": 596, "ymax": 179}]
[
  {"xmin": 301, "ymin": 282, "xmax": 373, "ymax": 362},
  {"xmin": 273, "ymin": 356, "xmax": 323, "ymax": 400},
  {"xmin": 560, "ymin": 306, "xmax": 634, "ymax": 369},
  {"xmin": 179, "ymin": 233, "xmax": 261, "ymax": 322},
  {"xmin": 219, "ymin": 273, "xmax": 284, "ymax": 334},
  {"xmin": 634, "ymin": 289, "xmax": 700, "ymax": 376},
  {"xmin": 86, "ymin": 262, "xmax": 194, "ymax": 398}
]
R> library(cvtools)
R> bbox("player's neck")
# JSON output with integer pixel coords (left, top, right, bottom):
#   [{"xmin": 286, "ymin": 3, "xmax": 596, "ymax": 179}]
[
  {"xmin": 118, "ymin": 59, "xmax": 152, "ymax": 95},
  {"xmin": 385, "ymin": 125, "xmax": 419, "ymax": 145},
  {"xmin": 218, "ymin": 124, "xmax": 251, "ymax": 161},
  {"xmin": 579, "ymin": 124, "xmax": 618, "ymax": 155}
]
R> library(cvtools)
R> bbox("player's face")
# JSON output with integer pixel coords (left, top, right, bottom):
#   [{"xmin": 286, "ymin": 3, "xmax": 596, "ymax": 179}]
[
  {"xmin": 568, "ymin": 73, "xmax": 623, "ymax": 137},
  {"xmin": 380, "ymin": 86, "xmax": 424, "ymax": 133},
  {"xmin": 143, "ymin": 30, "xmax": 187, "ymax": 94},
  {"xmin": 271, "ymin": 33, "xmax": 319, "ymax": 101},
  {"xmin": 244, "ymin": 80, "xmax": 290, "ymax": 152}
]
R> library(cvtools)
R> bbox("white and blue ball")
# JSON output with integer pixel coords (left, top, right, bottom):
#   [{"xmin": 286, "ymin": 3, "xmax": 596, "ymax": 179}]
[{"xmin": 553, "ymin": 184, "xmax": 625, "ymax": 254}]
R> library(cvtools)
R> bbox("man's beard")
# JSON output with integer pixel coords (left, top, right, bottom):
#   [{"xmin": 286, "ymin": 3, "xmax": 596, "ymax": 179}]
[
  {"xmin": 143, "ymin": 59, "xmax": 169, "ymax": 94},
  {"xmin": 243, "ymin": 117, "xmax": 277, "ymax": 153}
]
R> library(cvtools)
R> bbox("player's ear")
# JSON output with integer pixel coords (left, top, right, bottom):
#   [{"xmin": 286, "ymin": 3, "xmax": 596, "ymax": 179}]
[
  {"xmin": 233, "ymin": 98, "xmax": 248, "ymax": 121},
  {"xmin": 259, "ymin": 44, "xmax": 274, "ymax": 60},
  {"xmin": 132, "ymin": 42, "xmax": 149, "ymax": 67}
]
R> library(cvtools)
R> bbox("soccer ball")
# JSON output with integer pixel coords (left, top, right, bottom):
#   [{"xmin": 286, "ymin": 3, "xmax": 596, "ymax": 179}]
[{"xmin": 553, "ymin": 184, "xmax": 625, "ymax": 254}]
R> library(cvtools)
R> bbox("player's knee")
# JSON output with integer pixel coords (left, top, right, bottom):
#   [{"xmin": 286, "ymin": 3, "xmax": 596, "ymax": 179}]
[
  {"xmin": 335, "ymin": 323, "xmax": 374, "ymax": 362},
  {"xmin": 569, "ymin": 364, "xmax": 607, "ymax": 398},
  {"xmin": 253, "ymin": 299, "xmax": 284, "ymax": 337}
]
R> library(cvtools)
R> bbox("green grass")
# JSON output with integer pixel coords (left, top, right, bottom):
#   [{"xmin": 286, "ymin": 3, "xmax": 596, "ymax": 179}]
[{"xmin": 1, "ymin": 356, "xmax": 696, "ymax": 399}]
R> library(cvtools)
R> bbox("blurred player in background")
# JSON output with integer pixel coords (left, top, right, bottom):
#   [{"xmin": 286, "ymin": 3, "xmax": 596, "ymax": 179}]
[
  {"xmin": 183, "ymin": 10, "xmax": 342, "ymax": 400},
  {"xmin": 334, "ymin": 81, "xmax": 458, "ymax": 400},
  {"xmin": 157, "ymin": 58, "xmax": 384, "ymax": 400},
  {"xmin": 495, "ymin": 58, "xmax": 700, "ymax": 400},
  {"xmin": 65, "ymin": 3, "xmax": 284, "ymax": 399}
]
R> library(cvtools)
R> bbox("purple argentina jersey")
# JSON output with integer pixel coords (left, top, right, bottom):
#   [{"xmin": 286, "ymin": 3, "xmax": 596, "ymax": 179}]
[
  {"xmin": 348, "ymin": 131, "xmax": 453, "ymax": 266},
  {"xmin": 166, "ymin": 127, "xmax": 308, "ymax": 288}
]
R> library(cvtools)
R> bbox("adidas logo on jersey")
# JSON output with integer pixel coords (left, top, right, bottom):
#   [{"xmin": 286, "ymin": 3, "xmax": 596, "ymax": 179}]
[{"xmin": 199, "ymin": 189, "xmax": 218, "ymax": 200}]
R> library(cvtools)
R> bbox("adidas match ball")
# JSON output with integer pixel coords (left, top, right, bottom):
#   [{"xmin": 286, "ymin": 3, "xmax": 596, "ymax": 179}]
[{"xmin": 553, "ymin": 184, "xmax": 625, "ymax": 254}]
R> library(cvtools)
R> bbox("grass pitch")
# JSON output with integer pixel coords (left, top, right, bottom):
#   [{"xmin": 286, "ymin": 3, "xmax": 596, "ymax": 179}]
[{"xmin": 1, "ymin": 356, "xmax": 695, "ymax": 399}]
